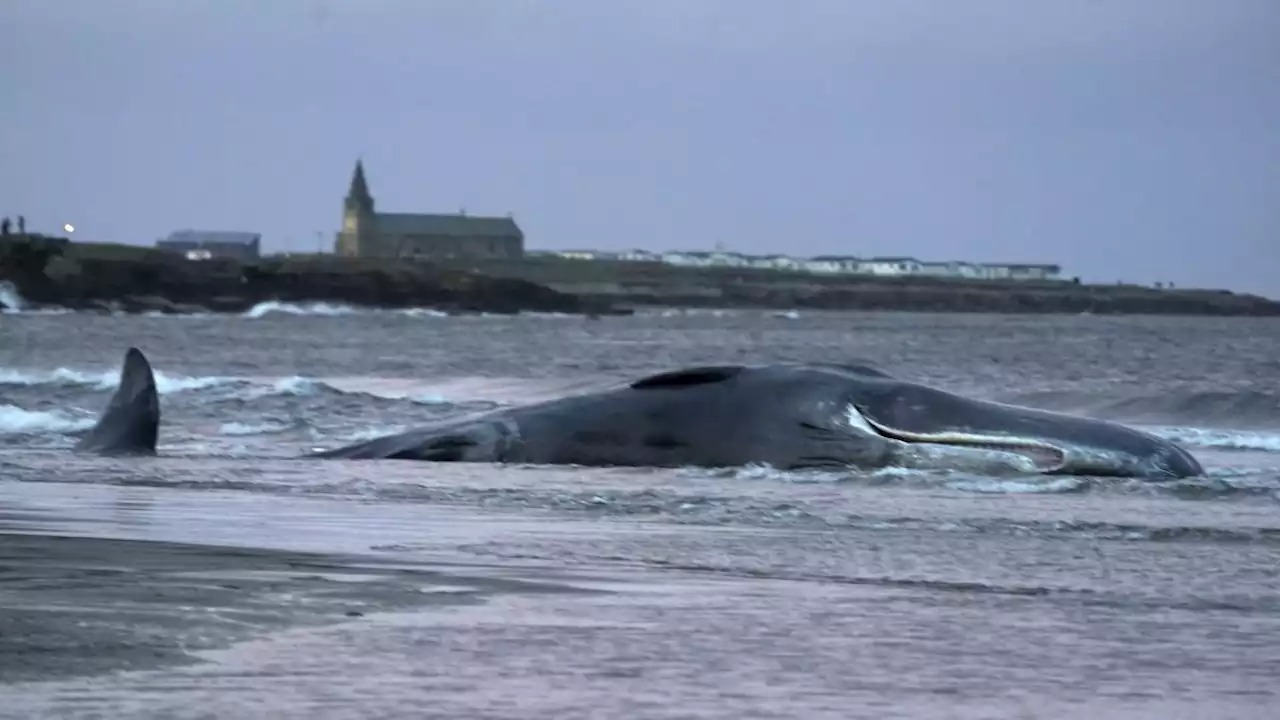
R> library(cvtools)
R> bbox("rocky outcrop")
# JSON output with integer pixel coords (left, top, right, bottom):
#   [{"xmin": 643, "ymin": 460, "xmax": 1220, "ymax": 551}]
[
  {"xmin": 577, "ymin": 283, "xmax": 1280, "ymax": 316},
  {"xmin": 0, "ymin": 235, "xmax": 628, "ymax": 316}
]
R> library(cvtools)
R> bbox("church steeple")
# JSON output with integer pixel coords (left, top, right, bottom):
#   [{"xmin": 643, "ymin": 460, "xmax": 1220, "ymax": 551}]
[
  {"xmin": 345, "ymin": 159, "xmax": 374, "ymax": 212},
  {"xmin": 337, "ymin": 158, "xmax": 376, "ymax": 256}
]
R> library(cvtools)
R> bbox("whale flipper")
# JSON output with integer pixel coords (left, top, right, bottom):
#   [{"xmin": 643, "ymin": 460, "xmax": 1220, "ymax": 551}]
[{"xmin": 74, "ymin": 347, "xmax": 160, "ymax": 456}]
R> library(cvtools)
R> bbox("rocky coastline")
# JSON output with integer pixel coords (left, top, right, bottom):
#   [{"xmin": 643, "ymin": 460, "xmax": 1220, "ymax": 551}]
[
  {"xmin": 3, "ymin": 235, "xmax": 1276, "ymax": 318},
  {"xmin": 0, "ymin": 235, "xmax": 628, "ymax": 316},
  {"xmin": 448, "ymin": 256, "xmax": 1280, "ymax": 317}
]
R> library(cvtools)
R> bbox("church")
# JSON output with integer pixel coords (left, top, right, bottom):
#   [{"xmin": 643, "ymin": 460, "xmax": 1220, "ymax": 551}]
[{"xmin": 333, "ymin": 160, "xmax": 525, "ymax": 261}]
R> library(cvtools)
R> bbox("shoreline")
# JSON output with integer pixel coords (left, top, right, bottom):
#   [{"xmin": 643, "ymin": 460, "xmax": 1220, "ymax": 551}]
[
  {"xmin": 447, "ymin": 256, "xmax": 1280, "ymax": 317},
  {"xmin": 3, "ymin": 235, "xmax": 1275, "ymax": 317},
  {"xmin": 0, "ymin": 531, "xmax": 598, "ymax": 684},
  {"xmin": 0, "ymin": 236, "xmax": 630, "ymax": 318}
]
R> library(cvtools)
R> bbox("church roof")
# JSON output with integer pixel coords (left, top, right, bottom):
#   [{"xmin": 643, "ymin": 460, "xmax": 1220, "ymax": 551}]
[{"xmin": 376, "ymin": 212, "xmax": 523, "ymax": 238}]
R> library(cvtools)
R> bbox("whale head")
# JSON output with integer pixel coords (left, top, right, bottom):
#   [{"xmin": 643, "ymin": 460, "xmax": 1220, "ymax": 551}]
[{"xmin": 834, "ymin": 373, "xmax": 1203, "ymax": 479}]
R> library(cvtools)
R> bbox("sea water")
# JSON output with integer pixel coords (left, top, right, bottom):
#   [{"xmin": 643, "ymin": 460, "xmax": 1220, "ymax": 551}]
[{"xmin": 1, "ymin": 307, "xmax": 1277, "ymax": 719}]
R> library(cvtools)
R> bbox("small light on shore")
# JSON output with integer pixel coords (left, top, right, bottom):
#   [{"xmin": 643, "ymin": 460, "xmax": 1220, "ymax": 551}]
[{"xmin": 63, "ymin": 224, "xmax": 75, "ymax": 233}]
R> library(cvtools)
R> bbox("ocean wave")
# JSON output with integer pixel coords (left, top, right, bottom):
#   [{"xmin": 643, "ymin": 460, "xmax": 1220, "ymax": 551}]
[
  {"xmin": 0, "ymin": 281, "xmax": 72, "ymax": 315},
  {"xmin": 645, "ymin": 308, "xmax": 736, "ymax": 318},
  {"xmin": 0, "ymin": 404, "xmax": 96, "ymax": 434},
  {"xmin": 1006, "ymin": 389, "xmax": 1280, "ymax": 429},
  {"xmin": 218, "ymin": 421, "xmax": 295, "ymax": 437},
  {"xmin": 0, "ymin": 280, "xmax": 26, "ymax": 312},
  {"xmin": 304, "ymin": 477, "xmax": 1280, "ymax": 535},
  {"xmin": 1149, "ymin": 426, "xmax": 1280, "ymax": 452},
  {"xmin": 12, "ymin": 460, "xmax": 1277, "ymax": 542},
  {"xmin": 0, "ymin": 366, "xmax": 230, "ymax": 395},
  {"xmin": 239, "ymin": 301, "xmax": 584, "ymax": 319},
  {"xmin": 0, "ymin": 362, "xmax": 467, "ymax": 408},
  {"xmin": 241, "ymin": 300, "xmax": 362, "ymax": 318},
  {"xmin": 1, "ymin": 296, "xmax": 579, "ymax": 320}
]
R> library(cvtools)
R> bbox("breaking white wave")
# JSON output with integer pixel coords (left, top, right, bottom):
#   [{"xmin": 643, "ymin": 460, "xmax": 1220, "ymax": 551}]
[
  {"xmin": 0, "ymin": 366, "xmax": 229, "ymax": 395},
  {"xmin": 327, "ymin": 424, "xmax": 409, "ymax": 444},
  {"xmin": 242, "ymin": 301, "xmax": 361, "ymax": 318},
  {"xmin": 238, "ymin": 375, "xmax": 455, "ymax": 405},
  {"xmin": 0, "ymin": 297, "xmax": 587, "ymax": 320},
  {"xmin": 0, "ymin": 360, "xmax": 476, "ymax": 410},
  {"xmin": 0, "ymin": 404, "xmax": 95, "ymax": 434},
  {"xmin": 239, "ymin": 302, "xmax": 526, "ymax": 319},
  {"xmin": 398, "ymin": 307, "xmax": 450, "ymax": 318},
  {"xmin": 0, "ymin": 282, "xmax": 70, "ymax": 315},
  {"xmin": 0, "ymin": 280, "xmax": 27, "ymax": 312},
  {"xmin": 240, "ymin": 377, "xmax": 327, "ymax": 399},
  {"xmin": 219, "ymin": 421, "xmax": 294, "ymax": 436},
  {"xmin": 651, "ymin": 308, "xmax": 734, "ymax": 318},
  {"xmin": 1149, "ymin": 426, "xmax": 1280, "ymax": 453}
]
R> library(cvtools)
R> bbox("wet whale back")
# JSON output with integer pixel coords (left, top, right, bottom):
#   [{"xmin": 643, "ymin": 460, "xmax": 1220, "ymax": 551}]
[{"xmin": 507, "ymin": 365, "xmax": 890, "ymax": 469}]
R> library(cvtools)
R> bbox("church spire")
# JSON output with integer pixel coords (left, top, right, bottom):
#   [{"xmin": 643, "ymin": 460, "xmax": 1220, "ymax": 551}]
[
  {"xmin": 344, "ymin": 158, "xmax": 374, "ymax": 214},
  {"xmin": 348, "ymin": 159, "xmax": 371, "ymax": 202}
]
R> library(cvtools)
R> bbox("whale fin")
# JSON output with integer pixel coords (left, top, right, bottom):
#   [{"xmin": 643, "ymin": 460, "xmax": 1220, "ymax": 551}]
[{"xmin": 74, "ymin": 347, "xmax": 160, "ymax": 456}]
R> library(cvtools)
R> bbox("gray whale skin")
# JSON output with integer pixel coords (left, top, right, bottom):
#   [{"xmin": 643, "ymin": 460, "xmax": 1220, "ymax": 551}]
[{"xmin": 77, "ymin": 348, "xmax": 1204, "ymax": 479}]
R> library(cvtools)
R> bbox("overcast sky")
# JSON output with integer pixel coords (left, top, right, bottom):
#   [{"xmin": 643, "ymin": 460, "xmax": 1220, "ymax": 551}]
[{"xmin": 2, "ymin": 0, "xmax": 1277, "ymax": 295}]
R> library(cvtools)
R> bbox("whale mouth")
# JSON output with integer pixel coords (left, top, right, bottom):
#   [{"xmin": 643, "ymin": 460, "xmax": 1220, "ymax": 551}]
[{"xmin": 846, "ymin": 405, "xmax": 1068, "ymax": 473}]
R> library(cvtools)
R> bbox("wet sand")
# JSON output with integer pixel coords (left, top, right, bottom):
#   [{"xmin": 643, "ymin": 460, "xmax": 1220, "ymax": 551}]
[
  {"xmin": 1, "ymin": 478, "xmax": 1278, "ymax": 719},
  {"xmin": 0, "ymin": 531, "xmax": 599, "ymax": 684}
]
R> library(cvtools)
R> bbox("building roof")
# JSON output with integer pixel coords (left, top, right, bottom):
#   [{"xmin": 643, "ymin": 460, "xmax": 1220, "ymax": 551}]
[
  {"xmin": 158, "ymin": 230, "xmax": 261, "ymax": 246},
  {"xmin": 993, "ymin": 263, "xmax": 1062, "ymax": 271},
  {"xmin": 375, "ymin": 212, "xmax": 523, "ymax": 238}
]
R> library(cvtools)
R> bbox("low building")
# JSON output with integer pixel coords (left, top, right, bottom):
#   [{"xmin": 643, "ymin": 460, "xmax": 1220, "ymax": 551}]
[
  {"xmin": 860, "ymin": 257, "xmax": 922, "ymax": 276},
  {"xmin": 156, "ymin": 230, "xmax": 262, "ymax": 261},
  {"xmin": 982, "ymin": 263, "xmax": 1062, "ymax": 281},
  {"xmin": 918, "ymin": 260, "xmax": 988, "ymax": 279},
  {"xmin": 804, "ymin": 255, "xmax": 862, "ymax": 274},
  {"xmin": 751, "ymin": 254, "xmax": 804, "ymax": 271},
  {"xmin": 554, "ymin": 250, "xmax": 607, "ymax": 260},
  {"xmin": 618, "ymin": 249, "xmax": 660, "ymax": 262},
  {"xmin": 661, "ymin": 250, "xmax": 755, "ymax": 268},
  {"xmin": 527, "ymin": 245, "xmax": 1064, "ymax": 282}
]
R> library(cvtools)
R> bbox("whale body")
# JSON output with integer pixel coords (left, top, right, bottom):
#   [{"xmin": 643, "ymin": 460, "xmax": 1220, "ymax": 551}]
[
  {"xmin": 76, "ymin": 349, "xmax": 1205, "ymax": 479},
  {"xmin": 316, "ymin": 362, "xmax": 1202, "ymax": 479}
]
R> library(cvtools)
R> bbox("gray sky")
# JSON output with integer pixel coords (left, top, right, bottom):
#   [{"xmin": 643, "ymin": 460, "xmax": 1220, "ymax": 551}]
[{"xmin": 3, "ymin": 0, "xmax": 1277, "ymax": 295}]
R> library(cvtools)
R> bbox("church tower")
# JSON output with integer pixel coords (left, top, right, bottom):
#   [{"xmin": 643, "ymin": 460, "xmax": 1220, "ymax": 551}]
[{"xmin": 335, "ymin": 159, "xmax": 376, "ymax": 256}]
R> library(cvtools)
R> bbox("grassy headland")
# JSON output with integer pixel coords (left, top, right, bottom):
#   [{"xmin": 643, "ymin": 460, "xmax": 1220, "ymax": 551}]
[
  {"xmin": 434, "ymin": 255, "xmax": 1280, "ymax": 316},
  {"xmin": 2, "ymin": 235, "xmax": 1273, "ymax": 316},
  {"xmin": 0, "ymin": 236, "xmax": 624, "ymax": 316}
]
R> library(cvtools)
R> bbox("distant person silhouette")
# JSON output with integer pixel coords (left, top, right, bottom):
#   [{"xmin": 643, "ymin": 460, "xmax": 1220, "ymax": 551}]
[
  {"xmin": 1, "ymin": 217, "xmax": 10, "ymax": 237},
  {"xmin": 16, "ymin": 215, "xmax": 24, "ymax": 234}
]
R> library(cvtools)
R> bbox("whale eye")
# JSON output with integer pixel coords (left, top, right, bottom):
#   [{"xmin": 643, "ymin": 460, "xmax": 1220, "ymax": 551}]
[{"xmin": 630, "ymin": 366, "xmax": 745, "ymax": 390}]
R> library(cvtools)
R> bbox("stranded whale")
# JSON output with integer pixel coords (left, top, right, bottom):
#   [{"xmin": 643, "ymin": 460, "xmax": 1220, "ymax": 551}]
[{"xmin": 76, "ymin": 349, "xmax": 1204, "ymax": 479}]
